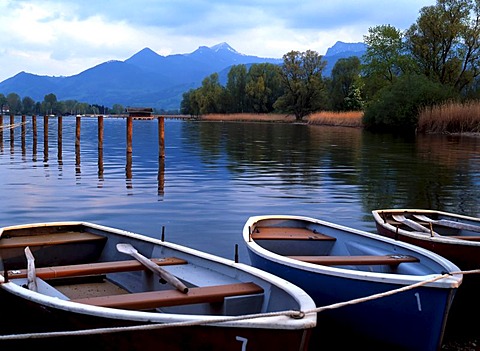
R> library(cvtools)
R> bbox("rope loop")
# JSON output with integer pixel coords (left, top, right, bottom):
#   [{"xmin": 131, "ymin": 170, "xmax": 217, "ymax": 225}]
[{"xmin": 0, "ymin": 269, "xmax": 473, "ymax": 341}]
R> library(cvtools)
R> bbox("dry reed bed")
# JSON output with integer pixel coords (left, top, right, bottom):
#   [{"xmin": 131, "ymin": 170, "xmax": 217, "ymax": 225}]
[
  {"xmin": 201, "ymin": 112, "xmax": 363, "ymax": 126},
  {"xmin": 201, "ymin": 106, "xmax": 478, "ymax": 134},
  {"xmin": 307, "ymin": 111, "xmax": 363, "ymax": 127},
  {"xmin": 418, "ymin": 101, "xmax": 480, "ymax": 134},
  {"xmin": 200, "ymin": 113, "xmax": 296, "ymax": 122}
]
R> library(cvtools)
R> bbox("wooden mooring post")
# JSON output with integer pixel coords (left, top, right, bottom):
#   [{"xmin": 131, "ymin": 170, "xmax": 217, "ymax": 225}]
[
  {"xmin": 158, "ymin": 116, "xmax": 165, "ymax": 158},
  {"xmin": 4, "ymin": 113, "xmax": 168, "ymax": 194},
  {"xmin": 21, "ymin": 115, "xmax": 26, "ymax": 155},
  {"xmin": 58, "ymin": 115, "xmax": 63, "ymax": 163},
  {"xmin": 0, "ymin": 114, "xmax": 3, "ymax": 145},
  {"xmin": 126, "ymin": 116, "xmax": 133, "ymax": 153},
  {"xmin": 10, "ymin": 115, "xmax": 14, "ymax": 150},
  {"xmin": 98, "ymin": 115, "xmax": 104, "ymax": 150},
  {"xmin": 32, "ymin": 115, "xmax": 37, "ymax": 160},
  {"xmin": 98, "ymin": 115, "xmax": 104, "ymax": 180},
  {"xmin": 158, "ymin": 116, "xmax": 165, "ymax": 195},
  {"xmin": 43, "ymin": 115, "xmax": 49, "ymax": 162}
]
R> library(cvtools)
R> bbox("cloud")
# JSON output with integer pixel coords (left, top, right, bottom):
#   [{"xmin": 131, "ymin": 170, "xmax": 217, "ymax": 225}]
[{"xmin": 0, "ymin": 0, "xmax": 436, "ymax": 82}]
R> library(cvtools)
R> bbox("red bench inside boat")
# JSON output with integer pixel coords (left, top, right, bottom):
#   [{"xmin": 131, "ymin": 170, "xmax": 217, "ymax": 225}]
[
  {"xmin": 7, "ymin": 257, "xmax": 188, "ymax": 280},
  {"xmin": 251, "ymin": 227, "xmax": 336, "ymax": 241},
  {"xmin": 287, "ymin": 254, "xmax": 420, "ymax": 266},
  {"xmin": 71, "ymin": 282, "xmax": 264, "ymax": 310},
  {"xmin": 0, "ymin": 231, "xmax": 107, "ymax": 249}
]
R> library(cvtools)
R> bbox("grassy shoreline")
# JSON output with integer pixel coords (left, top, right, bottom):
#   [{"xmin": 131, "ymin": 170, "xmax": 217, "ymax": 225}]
[
  {"xmin": 199, "ymin": 111, "xmax": 363, "ymax": 127},
  {"xmin": 200, "ymin": 103, "xmax": 480, "ymax": 135}
]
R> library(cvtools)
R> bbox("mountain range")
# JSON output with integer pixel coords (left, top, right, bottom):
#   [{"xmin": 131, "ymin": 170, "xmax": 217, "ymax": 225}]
[{"xmin": 0, "ymin": 41, "xmax": 367, "ymax": 111}]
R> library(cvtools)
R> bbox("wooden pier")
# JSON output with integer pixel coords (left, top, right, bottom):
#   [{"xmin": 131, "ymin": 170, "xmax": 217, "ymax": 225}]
[{"xmin": 0, "ymin": 114, "xmax": 167, "ymax": 195}]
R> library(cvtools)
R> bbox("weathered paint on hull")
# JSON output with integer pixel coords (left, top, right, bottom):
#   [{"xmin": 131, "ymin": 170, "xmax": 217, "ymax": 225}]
[
  {"xmin": 0, "ymin": 290, "xmax": 311, "ymax": 351},
  {"xmin": 248, "ymin": 252, "xmax": 455, "ymax": 351}
]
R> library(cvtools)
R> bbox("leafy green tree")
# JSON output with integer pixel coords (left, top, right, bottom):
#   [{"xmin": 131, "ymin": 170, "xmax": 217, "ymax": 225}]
[
  {"xmin": 329, "ymin": 56, "xmax": 363, "ymax": 111},
  {"xmin": 21, "ymin": 96, "xmax": 35, "ymax": 115},
  {"xmin": 34, "ymin": 102, "xmax": 42, "ymax": 114},
  {"xmin": 362, "ymin": 25, "xmax": 415, "ymax": 99},
  {"xmin": 43, "ymin": 93, "xmax": 58, "ymax": 115},
  {"xmin": 363, "ymin": 74, "xmax": 457, "ymax": 133},
  {"xmin": 197, "ymin": 73, "xmax": 225, "ymax": 114},
  {"xmin": 76, "ymin": 103, "xmax": 90, "ymax": 115},
  {"xmin": 180, "ymin": 89, "xmax": 203, "ymax": 116},
  {"xmin": 112, "ymin": 104, "xmax": 124, "ymax": 115},
  {"xmin": 405, "ymin": 0, "xmax": 480, "ymax": 92},
  {"xmin": 61, "ymin": 100, "xmax": 78, "ymax": 115},
  {"xmin": 245, "ymin": 63, "xmax": 283, "ymax": 113},
  {"xmin": 225, "ymin": 64, "xmax": 248, "ymax": 113},
  {"xmin": 6, "ymin": 92, "xmax": 22, "ymax": 114},
  {"xmin": 180, "ymin": 89, "xmax": 195, "ymax": 116},
  {"xmin": 0, "ymin": 94, "xmax": 7, "ymax": 113},
  {"xmin": 274, "ymin": 50, "xmax": 327, "ymax": 120}
]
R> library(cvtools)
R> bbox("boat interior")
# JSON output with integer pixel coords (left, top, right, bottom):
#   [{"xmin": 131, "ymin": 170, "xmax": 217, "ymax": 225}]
[
  {"xmin": 0, "ymin": 224, "xmax": 276, "ymax": 316},
  {"xmin": 375, "ymin": 211, "xmax": 480, "ymax": 239},
  {"xmin": 248, "ymin": 218, "xmax": 450, "ymax": 275}
]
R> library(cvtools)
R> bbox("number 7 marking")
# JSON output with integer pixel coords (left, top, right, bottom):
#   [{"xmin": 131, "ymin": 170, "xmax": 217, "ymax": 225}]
[{"xmin": 236, "ymin": 336, "xmax": 248, "ymax": 351}]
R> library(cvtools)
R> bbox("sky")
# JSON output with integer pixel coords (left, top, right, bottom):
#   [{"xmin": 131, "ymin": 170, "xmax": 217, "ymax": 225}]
[{"xmin": 0, "ymin": 0, "xmax": 436, "ymax": 83}]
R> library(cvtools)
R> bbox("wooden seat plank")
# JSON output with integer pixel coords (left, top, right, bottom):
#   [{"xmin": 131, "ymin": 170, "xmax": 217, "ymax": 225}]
[
  {"xmin": 0, "ymin": 232, "xmax": 106, "ymax": 249},
  {"xmin": 252, "ymin": 227, "xmax": 336, "ymax": 241},
  {"xmin": 71, "ymin": 282, "xmax": 264, "ymax": 310},
  {"xmin": 449, "ymin": 236, "xmax": 480, "ymax": 241},
  {"xmin": 288, "ymin": 254, "xmax": 419, "ymax": 266},
  {"xmin": 7, "ymin": 257, "xmax": 188, "ymax": 279}
]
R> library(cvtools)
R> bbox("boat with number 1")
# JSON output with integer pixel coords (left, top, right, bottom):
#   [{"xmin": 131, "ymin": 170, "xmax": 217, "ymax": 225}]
[{"xmin": 243, "ymin": 214, "xmax": 462, "ymax": 351}]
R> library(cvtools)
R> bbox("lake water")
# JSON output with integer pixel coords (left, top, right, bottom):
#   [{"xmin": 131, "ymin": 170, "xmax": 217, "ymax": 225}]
[{"xmin": 1, "ymin": 116, "xmax": 479, "ymax": 265}]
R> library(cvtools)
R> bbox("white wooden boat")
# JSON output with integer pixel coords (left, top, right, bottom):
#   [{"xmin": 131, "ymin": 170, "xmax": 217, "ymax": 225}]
[
  {"xmin": 372, "ymin": 208, "xmax": 480, "ymax": 340},
  {"xmin": 372, "ymin": 209, "xmax": 480, "ymax": 270},
  {"xmin": 0, "ymin": 221, "xmax": 316, "ymax": 350}
]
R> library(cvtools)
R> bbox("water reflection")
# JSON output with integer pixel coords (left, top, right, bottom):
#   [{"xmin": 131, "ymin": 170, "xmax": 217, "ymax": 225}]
[
  {"xmin": 181, "ymin": 121, "xmax": 479, "ymax": 217},
  {"xmin": 0, "ymin": 117, "xmax": 478, "ymax": 260}
]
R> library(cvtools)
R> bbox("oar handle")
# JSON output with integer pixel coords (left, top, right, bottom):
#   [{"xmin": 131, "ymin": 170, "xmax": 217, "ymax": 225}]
[{"xmin": 131, "ymin": 251, "xmax": 189, "ymax": 293}]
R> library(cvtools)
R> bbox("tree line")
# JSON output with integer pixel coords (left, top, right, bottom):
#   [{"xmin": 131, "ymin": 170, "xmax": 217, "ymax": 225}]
[
  {"xmin": 0, "ymin": 92, "xmax": 124, "ymax": 116},
  {"xmin": 181, "ymin": 0, "xmax": 480, "ymax": 133},
  {"xmin": 1, "ymin": 0, "xmax": 478, "ymax": 134}
]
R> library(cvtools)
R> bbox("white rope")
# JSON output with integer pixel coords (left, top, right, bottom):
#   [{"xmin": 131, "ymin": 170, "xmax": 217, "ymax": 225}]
[
  {"xmin": 0, "ymin": 121, "xmax": 28, "ymax": 131},
  {"xmin": 0, "ymin": 269, "xmax": 474, "ymax": 340}
]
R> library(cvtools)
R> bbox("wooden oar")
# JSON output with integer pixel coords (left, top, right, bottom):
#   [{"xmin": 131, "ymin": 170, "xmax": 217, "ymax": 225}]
[
  {"xmin": 116, "ymin": 243, "xmax": 188, "ymax": 293},
  {"xmin": 392, "ymin": 214, "xmax": 439, "ymax": 236},
  {"xmin": 24, "ymin": 246, "xmax": 38, "ymax": 292},
  {"xmin": 413, "ymin": 214, "xmax": 480, "ymax": 233}
]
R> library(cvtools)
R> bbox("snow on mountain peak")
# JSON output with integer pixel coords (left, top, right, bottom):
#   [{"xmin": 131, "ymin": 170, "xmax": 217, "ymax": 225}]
[{"xmin": 210, "ymin": 42, "xmax": 239, "ymax": 54}]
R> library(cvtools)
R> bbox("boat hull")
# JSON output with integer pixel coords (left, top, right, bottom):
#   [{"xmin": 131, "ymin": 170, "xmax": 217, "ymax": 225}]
[
  {"xmin": 249, "ymin": 252, "xmax": 454, "ymax": 351},
  {"xmin": 0, "ymin": 290, "xmax": 310, "ymax": 351},
  {"xmin": 372, "ymin": 209, "xmax": 480, "ymax": 339},
  {"xmin": 0, "ymin": 221, "xmax": 316, "ymax": 351},
  {"xmin": 372, "ymin": 209, "xmax": 480, "ymax": 270},
  {"xmin": 243, "ymin": 215, "xmax": 462, "ymax": 351}
]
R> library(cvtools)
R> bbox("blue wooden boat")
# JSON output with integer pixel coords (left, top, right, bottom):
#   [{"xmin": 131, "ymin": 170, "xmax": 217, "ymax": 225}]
[
  {"xmin": 0, "ymin": 221, "xmax": 316, "ymax": 350},
  {"xmin": 242, "ymin": 214, "xmax": 463, "ymax": 351}
]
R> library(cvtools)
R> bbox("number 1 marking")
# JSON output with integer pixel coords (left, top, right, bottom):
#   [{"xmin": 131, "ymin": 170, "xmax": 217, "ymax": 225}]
[{"xmin": 414, "ymin": 292, "xmax": 422, "ymax": 311}]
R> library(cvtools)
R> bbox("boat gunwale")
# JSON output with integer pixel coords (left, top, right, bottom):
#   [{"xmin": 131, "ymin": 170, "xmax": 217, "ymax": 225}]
[
  {"xmin": 0, "ymin": 221, "xmax": 317, "ymax": 330},
  {"xmin": 243, "ymin": 215, "xmax": 462, "ymax": 289},
  {"xmin": 372, "ymin": 209, "xmax": 480, "ymax": 247}
]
